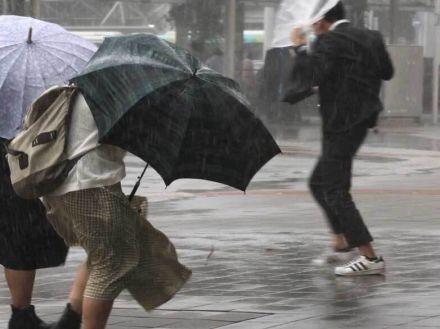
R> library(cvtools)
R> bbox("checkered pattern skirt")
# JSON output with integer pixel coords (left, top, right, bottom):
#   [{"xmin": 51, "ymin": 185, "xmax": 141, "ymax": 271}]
[{"xmin": 43, "ymin": 184, "xmax": 191, "ymax": 310}]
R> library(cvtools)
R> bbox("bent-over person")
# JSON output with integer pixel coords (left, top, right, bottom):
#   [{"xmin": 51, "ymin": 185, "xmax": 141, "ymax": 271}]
[{"xmin": 42, "ymin": 91, "xmax": 191, "ymax": 329}]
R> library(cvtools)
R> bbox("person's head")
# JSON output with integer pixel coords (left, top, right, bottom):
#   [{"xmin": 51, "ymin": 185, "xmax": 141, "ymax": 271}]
[
  {"xmin": 212, "ymin": 47, "xmax": 223, "ymax": 56},
  {"xmin": 190, "ymin": 40, "xmax": 204, "ymax": 54},
  {"xmin": 312, "ymin": 1, "xmax": 346, "ymax": 35}
]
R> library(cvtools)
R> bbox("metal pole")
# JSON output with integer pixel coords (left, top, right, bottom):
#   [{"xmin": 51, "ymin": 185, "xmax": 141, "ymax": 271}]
[
  {"xmin": 31, "ymin": 0, "xmax": 41, "ymax": 18},
  {"xmin": 101, "ymin": 1, "xmax": 120, "ymax": 25},
  {"xmin": 2, "ymin": 0, "xmax": 9, "ymax": 14},
  {"xmin": 119, "ymin": 2, "xmax": 126, "ymax": 25},
  {"xmin": 225, "ymin": 0, "xmax": 236, "ymax": 79},
  {"xmin": 390, "ymin": 0, "xmax": 399, "ymax": 43},
  {"xmin": 433, "ymin": 0, "xmax": 440, "ymax": 124},
  {"xmin": 263, "ymin": 6, "xmax": 275, "ymax": 56}
]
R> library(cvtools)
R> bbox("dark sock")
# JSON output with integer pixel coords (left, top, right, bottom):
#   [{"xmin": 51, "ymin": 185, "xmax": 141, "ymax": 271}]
[{"xmin": 365, "ymin": 256, "xmax": 379, "ymax": 262}]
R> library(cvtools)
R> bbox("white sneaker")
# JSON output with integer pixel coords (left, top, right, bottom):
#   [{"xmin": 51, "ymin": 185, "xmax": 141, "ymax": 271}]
[{"xmin": 335, "ymin": 255, "xmax": 385, "ymax": 276}]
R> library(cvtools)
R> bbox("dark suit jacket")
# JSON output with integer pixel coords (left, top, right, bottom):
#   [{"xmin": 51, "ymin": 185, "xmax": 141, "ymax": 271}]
[
  {"xmin": 259, "ymin": 47, "xmax": 296, "ymax": 103},
  {"xmin": 287, "ymin": 23, "xmax": 394, "ymax": 132}
]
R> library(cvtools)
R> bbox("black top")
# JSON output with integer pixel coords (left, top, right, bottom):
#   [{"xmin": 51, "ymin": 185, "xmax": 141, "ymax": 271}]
[
  {"xmin": 289, "ymin": 23, "xmax": 394, "ymax": 132},
  {"xmin": 0, "ymin": 139, "xmax": 14, "ymax": 197},
  {"xmin": 0, "ymin": 139, "xmax": 69, "ymax": 271}
]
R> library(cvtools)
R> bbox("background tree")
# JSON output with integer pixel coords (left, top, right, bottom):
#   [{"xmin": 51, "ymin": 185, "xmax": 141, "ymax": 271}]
[{"xmin": 169, "ymin": 0, "xmax": 224, "ymax": 60}]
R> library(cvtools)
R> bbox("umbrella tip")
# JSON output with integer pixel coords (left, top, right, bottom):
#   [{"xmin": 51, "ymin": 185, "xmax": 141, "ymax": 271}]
[{"xmin": 27, "ymin": 27, "xmax": 33, "ymax": 44}]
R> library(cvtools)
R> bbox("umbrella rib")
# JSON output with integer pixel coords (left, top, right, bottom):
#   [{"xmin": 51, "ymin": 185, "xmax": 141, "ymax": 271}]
[
  {"xmin": 0, "ymin": 47, "xmax": 26, "ymax": 89},
  {"xmin": 0, "ymin": 42, "xmax": 25, "ymax": 49},
  {"xmin": 38, "ymin": 43, "xmax": 96, "ymax": 62},
  {"xmin": 166, "ymin": 82, "xmax": 194, "ymax": 182},
  {"xmin": 32, "ymin": 51, "xmax": 50, "ymax": 89},
  {"xmin": 14, "ymin": 43, "xmax": 50, "ymax": 93},
  {"xmin": 192, "ymin": 82, "xmax": 262, "ymax": 189},
  {"xmin": 198, "ymin": 74, "xmax": 248, "ymax": 107},
  {"xmin": 158, "ymin": 40, "xmax": 195, "ymax": 73},
  {"xmin": 39, "ymin": 40, "xmax": 97, "ymax": 54},
  {"xmin": 78, "ymin": 63, "xmax": 190, "ymax": 82},
  {"xmin": 93, "ymin": 35, "xmax": 191, "ymax": 74},
  {"xmin": 34, "ymin": 45, "xmax": 85, "ymax": 76},
  {"xmin": 0, "ymin": 45, "xmax": 23, "ymax": 64},
  {"xmin": 0, "ymin": 48, "xmax": 26, "ymax": 123}
]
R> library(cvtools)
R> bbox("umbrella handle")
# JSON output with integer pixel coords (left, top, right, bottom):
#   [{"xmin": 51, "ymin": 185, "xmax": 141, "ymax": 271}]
[{"xmin": 128, "ymin": 164, "xmax": 149, "ymax": 202}]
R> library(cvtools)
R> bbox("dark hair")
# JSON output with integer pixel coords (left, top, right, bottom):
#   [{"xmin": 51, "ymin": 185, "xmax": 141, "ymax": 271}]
[
  {"xmin": 213, "ymin": 47, "xmax": 223, "ymax": 56},
  {"xmin": 323, "ymin": 1, "xmax": 346, "ymax": 23},
  {"xmin": 190, "ymin": 40, "xmax": 204, "ymax": 53}
]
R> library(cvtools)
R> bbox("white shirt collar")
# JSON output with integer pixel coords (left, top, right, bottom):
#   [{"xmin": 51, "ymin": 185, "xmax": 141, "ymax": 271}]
[{"xmin": 330, "ymin": 19, "xmax": 350, "ymax": 31}]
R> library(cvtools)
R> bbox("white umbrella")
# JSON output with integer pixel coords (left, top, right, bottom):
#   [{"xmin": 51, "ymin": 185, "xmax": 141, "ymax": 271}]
[
  {"xmin": 0, "ymin": 16, "xmax": 97, "ymax": 139},
  {"xmin": 272, "ymin": 0, "xmax": 340, "ymax": 48}
]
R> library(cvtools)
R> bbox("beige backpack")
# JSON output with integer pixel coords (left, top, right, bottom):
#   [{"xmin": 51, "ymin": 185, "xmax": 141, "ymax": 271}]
[{"xmin": 6, "ymin": 86, "xmax": 78, "ymax": 199}]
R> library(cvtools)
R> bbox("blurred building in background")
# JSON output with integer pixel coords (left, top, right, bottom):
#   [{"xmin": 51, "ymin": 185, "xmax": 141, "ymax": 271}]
[{"xmin": 1, "ymin": 0, "xmax": 438, "ymax": 125}]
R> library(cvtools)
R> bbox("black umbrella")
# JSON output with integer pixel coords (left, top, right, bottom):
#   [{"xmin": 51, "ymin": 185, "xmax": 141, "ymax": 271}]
[{"xmin": 71, "ymin": 34, "xmax": 281, "ymax": 191}]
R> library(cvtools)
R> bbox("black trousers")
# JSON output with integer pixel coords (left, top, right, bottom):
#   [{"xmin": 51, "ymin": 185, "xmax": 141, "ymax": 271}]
[{"xmin": 309, "ymin": 123, "xmax": 373, "ymax": 248}]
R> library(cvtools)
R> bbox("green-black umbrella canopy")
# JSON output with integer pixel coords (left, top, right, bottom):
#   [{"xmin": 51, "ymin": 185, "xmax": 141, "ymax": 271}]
[{"xmin": 71, "ymin": 34, "xmax": 281, "ymax": 191}]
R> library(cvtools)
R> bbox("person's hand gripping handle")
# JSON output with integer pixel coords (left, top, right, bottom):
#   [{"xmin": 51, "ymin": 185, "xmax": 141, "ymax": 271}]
[{"xmin": 291, "ymin": 27, "xmax": 308, "ymax": 46}]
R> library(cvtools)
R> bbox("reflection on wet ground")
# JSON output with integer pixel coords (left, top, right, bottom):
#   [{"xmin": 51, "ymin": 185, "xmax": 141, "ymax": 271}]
[
  {"xmin": 269, "ymin": 124, "xmax": 440, "ymax": 152},
  {"xmin": 1, "ymin": 124, "xmax": 440, "ymax": 328}
]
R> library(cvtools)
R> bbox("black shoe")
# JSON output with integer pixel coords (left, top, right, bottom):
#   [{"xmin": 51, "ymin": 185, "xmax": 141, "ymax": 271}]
[
  {"xmin": 8, "ymin": 305, "xmax": 49, "ymax": 329},
  {"xmin": 49, "ymin": 303, "xmax": 81, "ymax": 329}
]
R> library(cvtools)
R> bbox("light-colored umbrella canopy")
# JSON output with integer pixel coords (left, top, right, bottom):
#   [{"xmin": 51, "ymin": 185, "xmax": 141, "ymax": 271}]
[
  {"xmin": 272, "ymin": 0, "xmax": 340, "ymax": 48},
  {"xmin": 0, "ymin": 15, "xmax": 97, "ymax": 139}
]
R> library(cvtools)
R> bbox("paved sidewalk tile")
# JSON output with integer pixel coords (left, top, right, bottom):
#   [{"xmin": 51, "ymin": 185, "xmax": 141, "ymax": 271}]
[{"xmin": 2, "ymin": 127, "xmax": 440, "ymax": 328}]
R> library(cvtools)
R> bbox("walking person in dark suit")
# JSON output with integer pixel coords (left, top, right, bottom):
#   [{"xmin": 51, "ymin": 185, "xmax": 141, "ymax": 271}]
[{"xmin": 289, "ymin": 1, "xmax": 394, "ymax": 275}]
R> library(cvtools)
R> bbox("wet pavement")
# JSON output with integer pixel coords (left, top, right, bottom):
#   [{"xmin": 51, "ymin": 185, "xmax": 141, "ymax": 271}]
[{"xmin": 1, "ymin": 124, "xmax": 440, "ymax": 328}]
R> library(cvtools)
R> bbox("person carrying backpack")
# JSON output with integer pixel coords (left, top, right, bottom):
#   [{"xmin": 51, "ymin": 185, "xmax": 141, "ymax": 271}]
[{"xmin": 9, "ymin": 88, "xmax": 192, "ymax": 329}]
